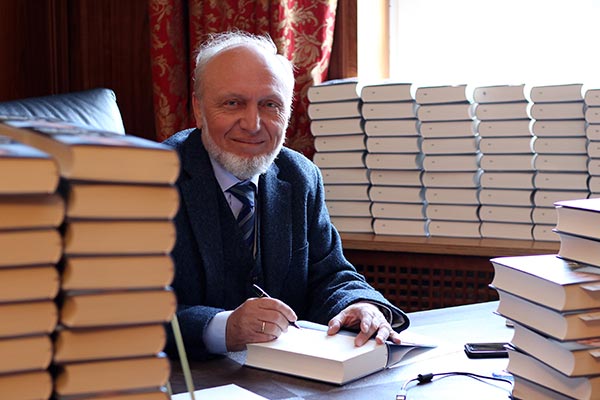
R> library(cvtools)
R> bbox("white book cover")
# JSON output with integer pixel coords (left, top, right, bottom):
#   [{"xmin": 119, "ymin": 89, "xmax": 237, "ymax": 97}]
[
  {"xmin": 417, "ymin": 103, "xmax": 474, "ymax": 122},
  {"xmin": 527, "ymin": 83, "xmax": 584, "ymax": 103},
  {"xmin": 587, "ymin": 141, "xmax": 600, "ymax": 158},
  {"xmin": 418, "ymin": 120, "xmax": 477, "ymax": 138},
  {"xmin": 585, "ymin": 88, "xmax": 600, "ymax": 106},
  {"xmin": 368, "ymin": 169, "xmax": 423, "ymax": 187},
  {"xmin": 533, "ymin": 190, "xmax": 590, "ymax": 207},
  {"xmin": 585, "ymin": 106, "xmax": 600, "ymax": 123},
  {"xmin": 479, "ymin": 205, "xmax": 533, "ymax": 224},
  {"xmin": 368, "ymin": 185, "xmax": 424, "ymax": 203},
  {"xmin": 320, "ymin": 168, "xmax": 369, "ymax": 185},
  {"xmin": 588, "ymin": 159, "xmax": 600, "ymax": 175},
  {"xmin": 361, "ymin": 102, "xmax": 418, "ymax": 120},
  {"xmin": 479, "ymin": 154, "xmax": 535, "ymax": 171},
  {"xmin": 533, "ymin": 155, "xmax": 588, "ymax": 173},
  {"xmin": 427, "ymin": 220, "xmax": 480, "ymax": 238},
  {"xmin": 172, "ymin": 384, "xmax": 268, "ymax": 400},
  {"xmin": 422, "ymin": 154, "xmax": 481, "ymax": 172},
  {"xmin": 532, "ymin": 223, "xmax": 559, "ymax": 242},
  {"xmin": 534, "ymin": 172, "xmax": 589, "ymax": 191},
  {"xmin": 479, "ymin": 137, "xmax": 533, "ymax": 154},
  {"xmin": 310, "ymin": 118, "xmax": 364, "ymax": 136},
  {"xmin": 365, "ymin": 153, "xmax": 423, "ymax": 170},
  {"xmin": 308, "ymin": 100, "xmax": 362, "ymax": 120},
  {"xmin": 307, "ymin": 79, "xmax": 360, "ymax": 103},
  {"xmin": 531, "ymin": 120, "xmax": 586, "ymax": 137},
  {"xmin": 421, "ymin": 137, "xmax": 479, "ymax": 155},
  {"xmin": 479, "ymin": 171, "xmax": 534, "ymax": 189},
  {"xmin": 479, "ymin": 221, "xmax": 532, "ymax": 240},
  {"xmin": 471, "ymin": 102, "xmax": 529, "ymax": 121},
  {"xmin": 370, "ymin": 202, "xmax": 426, "ymax": 220},
  {"xmin": 477, "ymin": 119, "xmax": 531, "ymax": 137},
  {"xmin": 373, "ymin": 218, "xmax": 427, "ymax": 236},
  {"xmin": 421, "ymin": 170, "xmax": 481, "ymax": 188},
  {"xmin": 365, "ymin": 136, "xmax": 421, "ymax": 154},
  {"xmin": 472, "ymin": 84, "xmax": 527, "ymax": 103},
  {"xmin": 324, "ymin": 184, "xmax": 370, "ymax": 201},
  {"xmin": 532, "ymin": 137, "xmax": 587, "ymax": 155},
  {"xmin": 313, "ymin": 152, "xmax": 365, "ymax": 169},
  {"xmin": 531, "ymin": 206, "xmax": 558, "ymax": 224},
  {"xmin": 479, "ymin": 188, "xmax": 533, "ymax": 207},
  {"xmin": 330, "ymin": 216, "xmax": 373, "ymax": 233},
  {"xmin": 360, "ymin": 82, "xmax": 413, "ymax": 102},
  {"xmin": 425, "ymin": 203, "xmax": 479, "ymax": 221},
  {"xmin": 314, "ymin": 135, "xmax": 365, "ymax": 152},
  {"xmin": 364, "ymin": 119, "xmax": 419, "ymax": 137},
  {"xmin": 527, "ymin": 102, "xmax": 585, "ymax": 120},
  {"xmin": 415, "ymin": 84, "xmax": 470, "ymax": 104},
  {"xmin": 326, "ymin": 200, "xmax": 371, "ymax": 217},
  {"xmin": 585, "ymin": 124, "xmax": 600, "ymax": 141},
  {"xmin": 425, "ymin": 187, "xmax": 479, "ymax": 205},
  {"xmin": 589, "ymin": 176, "xmax": 600, "ymax": 193}
]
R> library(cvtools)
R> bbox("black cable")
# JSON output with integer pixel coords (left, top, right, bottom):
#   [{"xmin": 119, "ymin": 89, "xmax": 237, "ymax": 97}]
[{"xmin": 396, "ymin": 371, "xmax": 513, "ymax": 399}]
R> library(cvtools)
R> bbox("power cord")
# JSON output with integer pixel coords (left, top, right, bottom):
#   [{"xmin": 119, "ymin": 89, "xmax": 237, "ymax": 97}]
[{"xmin": 396, "ymin": 371, "xmax": 513, "ymax": 399}]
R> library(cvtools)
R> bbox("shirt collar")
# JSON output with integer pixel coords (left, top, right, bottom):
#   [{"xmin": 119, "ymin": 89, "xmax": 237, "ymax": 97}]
[{"xmin": 208, "ymin": 156, "xmax": 260, "ymax": 193}]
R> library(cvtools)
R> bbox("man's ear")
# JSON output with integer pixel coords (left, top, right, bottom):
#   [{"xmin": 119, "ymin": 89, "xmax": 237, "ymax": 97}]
[{"xmin": 192, "ymin": 96, "xmax": 203, "ymax": 129}]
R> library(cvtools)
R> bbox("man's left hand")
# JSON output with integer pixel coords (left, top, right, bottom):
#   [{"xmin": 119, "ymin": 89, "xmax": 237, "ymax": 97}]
[{"xmin": 327, "ymin": 302, "xmax": 402, "ymax": 347}]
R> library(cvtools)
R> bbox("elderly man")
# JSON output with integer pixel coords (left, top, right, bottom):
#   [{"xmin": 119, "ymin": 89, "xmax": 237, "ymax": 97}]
[{"xmin": 163, "ymin": 31, "xmax": 409, "ymax": 360}]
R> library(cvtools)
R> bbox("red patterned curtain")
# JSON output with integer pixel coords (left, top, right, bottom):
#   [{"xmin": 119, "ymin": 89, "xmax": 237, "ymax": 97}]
[{"xmin": 149, "ymin": 0, "xmax": 338, "ymax": 159}]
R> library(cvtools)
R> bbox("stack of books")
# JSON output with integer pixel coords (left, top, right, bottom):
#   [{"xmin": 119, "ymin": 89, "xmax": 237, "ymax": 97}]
[
  {"xmin": 472, "ymin": 84, "xmax": 535, "ymax": 241},
  {"xmin": 0, "ymin": 135, "xmax": 62, "ymax": 399},
  {"xmin": 415, "ymin": 84, "xmax": 481, "ymax": 238},
  {"xmin": 0, "ymin": 119, "xmax": 179, "ymax": 399},
  {"xmin": 528, "ymin": 83, "xmax": 589, "ymax": 242},
  {"xmin": 491, "ymin": 197, "xmax": 600, "ymax": 399},
  {"xmin": 584, "ymin": 88, "xmax": 600, "ymax": 199},
  {"xmin": 361, "ymin": 81, "xmax": 426, "ymax": 236},
  {"xmin": 308, "ymin": 78, "xmax": 372, "ymax": 233}
]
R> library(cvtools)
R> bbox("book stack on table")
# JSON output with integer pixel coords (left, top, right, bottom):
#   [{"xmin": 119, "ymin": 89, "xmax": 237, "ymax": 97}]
[
  {"xmin": 490, "ymin": 197, "xmax": 600, "ymax": 399},
  {"xmin": 0, "ymin": 119, "xmax": 180, "ymax": 399},
  {"xmin": 584, "ymin": 88, "xmax": 600, "ymax": 199},
  {"xmin": 472, "ymin": 84, "xmax": 536, "ymax": 241},
  {"xmin": 0, "ymin": 136, "xmax": 62, "ymax": 400},
  {"xmin": 415, "ymin": 84, "xmax": 481, "ymax": 239},
  {"xmin": 308, "ymin": 78, "xmax": 373, "ymax": 234}
]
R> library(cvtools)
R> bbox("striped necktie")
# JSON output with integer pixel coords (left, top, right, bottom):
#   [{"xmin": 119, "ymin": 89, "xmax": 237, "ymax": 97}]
[{"xmin": 228, "ymin": 180, "xmax": 256, "ymax": 250}]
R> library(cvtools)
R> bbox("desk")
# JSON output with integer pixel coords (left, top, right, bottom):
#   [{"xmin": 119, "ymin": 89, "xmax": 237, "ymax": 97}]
[{"xmin": 170, "ymin": 301, "xmax": 514, "ymax": 399}]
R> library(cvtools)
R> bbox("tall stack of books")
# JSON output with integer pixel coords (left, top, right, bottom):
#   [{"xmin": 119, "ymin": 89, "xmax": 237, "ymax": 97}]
[
  {"xmin": 0, "ymin": 119, "xmax": 179, "ymax": 399},
  {"xmin": 308, "ymin": 79, "xmax": 372, "ymax": 233},
  {"xmin": 491, "ymin": 197, "xmax": 600, "ymax": 399},
  {"xmin": 584, "ymin": 88, "xmax": 600, "ymax": 199},
  {"xmin": 415, "ymin": 84, "xmax": 481, "ymax": 238},
  {"xmin": 528, "ymin": 83, "xmax": 589, "ymax": 242},
  {"xmin": 361, "ymin": 81, "xmax": 425, "ymax": 236},
  {"xmin": 0, "ymin": 135, "xmax": 62, "ymax": 400},
  {"xmin": 472, "ymin": 84, "xmax": 535, "ymax": 241}
]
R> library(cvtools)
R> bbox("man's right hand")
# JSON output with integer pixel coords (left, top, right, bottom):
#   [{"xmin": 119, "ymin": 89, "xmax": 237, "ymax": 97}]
[{"xmin": 225, "ymin": 297, "xmax": 298, "ymax": 351}]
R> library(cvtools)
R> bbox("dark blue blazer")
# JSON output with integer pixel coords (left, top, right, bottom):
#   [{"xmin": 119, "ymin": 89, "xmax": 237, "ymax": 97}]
[{"xmin": 163, "ymin": 128, "xmax": 409, "ymax": 360}]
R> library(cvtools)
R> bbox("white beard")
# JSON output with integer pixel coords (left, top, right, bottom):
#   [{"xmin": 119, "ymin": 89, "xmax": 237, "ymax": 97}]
[{"xmin": 201, "ymin": 128, "xmax": 283, "ymax": 180}]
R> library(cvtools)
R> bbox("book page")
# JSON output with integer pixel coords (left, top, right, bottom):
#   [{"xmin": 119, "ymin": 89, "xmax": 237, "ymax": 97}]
[{"xmin": 171, "ymin": 384, "xmax": 267, "ymax": 400}]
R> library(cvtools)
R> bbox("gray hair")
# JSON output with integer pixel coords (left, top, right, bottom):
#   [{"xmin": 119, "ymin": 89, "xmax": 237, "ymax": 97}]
[{"xmin": 193, "ymin": 31, "xmax": 295, "ymax": 106}]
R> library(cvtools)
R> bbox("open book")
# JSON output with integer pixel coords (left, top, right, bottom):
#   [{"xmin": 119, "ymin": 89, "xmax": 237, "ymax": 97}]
[{"xmin": 245, "ymin": 321, "xmax": 436, "ymax": 385}]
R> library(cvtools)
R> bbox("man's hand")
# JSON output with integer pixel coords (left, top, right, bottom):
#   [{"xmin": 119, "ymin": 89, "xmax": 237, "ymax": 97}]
[
  {"xmin": 225, "ymin": 297, "xmax": 298, "ymax": 351},
  {"xmin": 327, "ymin": 302, "xmax": 401, "ymax": 347}
]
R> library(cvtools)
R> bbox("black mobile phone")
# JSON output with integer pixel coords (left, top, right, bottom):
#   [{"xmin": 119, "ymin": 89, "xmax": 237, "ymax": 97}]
[{"xmin": 464, "ymin": 342, "xmax": 509, "ymax": 359}]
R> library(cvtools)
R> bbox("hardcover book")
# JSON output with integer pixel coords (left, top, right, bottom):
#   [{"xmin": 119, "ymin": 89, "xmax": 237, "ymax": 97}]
[
  {"xmin": 307, "ymin": 78, "xmax": 360, "ymax": 103},
  {"xmin": 0, "ymin": 193, "xmax": 64, "ymax": 230}
]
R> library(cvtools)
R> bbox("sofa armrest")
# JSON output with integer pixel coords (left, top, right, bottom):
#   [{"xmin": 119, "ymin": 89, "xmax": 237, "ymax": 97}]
[{"xmin": 0, "ymin": 88, "xmax": 125, "ymax": 134}]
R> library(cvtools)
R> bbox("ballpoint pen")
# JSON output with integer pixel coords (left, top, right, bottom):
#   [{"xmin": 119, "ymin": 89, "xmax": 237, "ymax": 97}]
[{"xmin": 252, "ymin": 283, "xmax": 301, "ymax": 329}]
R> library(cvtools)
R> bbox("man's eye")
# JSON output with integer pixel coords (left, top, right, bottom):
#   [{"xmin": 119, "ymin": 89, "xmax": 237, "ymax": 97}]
[{"xmin": 225, "ymin": 100, "xmax": 239, "ymax": 107}]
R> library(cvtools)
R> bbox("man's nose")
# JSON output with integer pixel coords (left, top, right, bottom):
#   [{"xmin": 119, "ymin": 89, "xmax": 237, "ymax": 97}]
[{"xmin": 240, "ymin": 105, "xmax": 261, "ymax": 132}]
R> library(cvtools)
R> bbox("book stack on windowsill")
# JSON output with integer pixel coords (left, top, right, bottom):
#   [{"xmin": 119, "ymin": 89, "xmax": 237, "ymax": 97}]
[
  {"xmin": 490, "ymin": 197, "xmax": 600, "ymax": 399},
  {"xmin": 0, "ymin": 119, "xmax": 178, "ymax": 399},
  {"xmin": 308, "ymin": 78, "xmax": 372, "ymax": 233},
  {"xmin": 360, "ymin": 81, "xmax": 426, "ymax": 236},
  {"xmin": 584, "ymin": 88, "xmax": 600, "ymax": 199},
  {"xmin": 472, "ymin": 84, "xmax": 536, "ymax": 241},
  {"xmin": 0, "ymin": 135, "xmax": 62, "ymax": 400},
  {"xmin": 527, "ymin": 84, "xmax": 589, "ymax": 242},
  {"xmin": 415, "ymin": 84, "xmax": 481, "ymax": 238}
]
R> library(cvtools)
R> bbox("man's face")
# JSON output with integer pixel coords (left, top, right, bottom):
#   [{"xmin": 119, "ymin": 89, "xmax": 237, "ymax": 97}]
[{"xmin": 193, "ymin": 45, "xmax": 292, "ymax": 179}]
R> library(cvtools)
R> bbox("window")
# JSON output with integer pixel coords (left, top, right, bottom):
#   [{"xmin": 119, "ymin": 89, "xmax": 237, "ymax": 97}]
[{"xmin": 359, "ymin": 0, "xmax": 600, "ymax": 86}]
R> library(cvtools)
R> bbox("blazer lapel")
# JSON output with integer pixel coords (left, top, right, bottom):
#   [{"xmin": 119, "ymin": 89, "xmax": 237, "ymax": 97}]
[
  {"xmin": 260, "ymin": 163, "xmax": 292, "ymax": 298},
  {"xmin": 178, "ymin": 130, "xmax": 225, "ymax": 305}
]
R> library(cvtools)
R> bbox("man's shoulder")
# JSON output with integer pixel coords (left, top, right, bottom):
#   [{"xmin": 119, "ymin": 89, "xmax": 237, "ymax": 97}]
[
  {"xmin": 162, "ymin": 128, "xmax": 196, "ymax": 148},
  {"xmin": 276, "ymin": 146, "xmax": 318, "ymax": 174}
]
